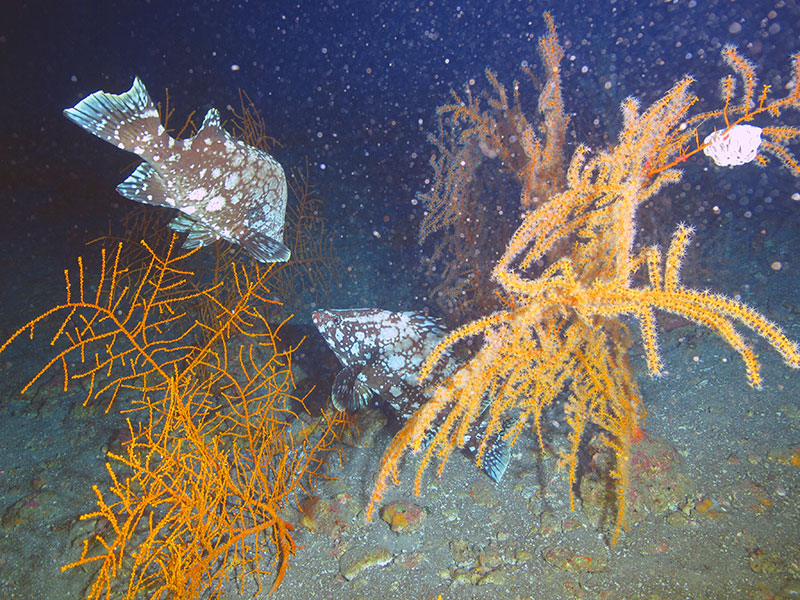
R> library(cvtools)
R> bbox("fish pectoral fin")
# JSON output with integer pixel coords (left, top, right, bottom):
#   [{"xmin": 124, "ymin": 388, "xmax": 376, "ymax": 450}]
[
  {"xmin": 332, "ymin": 365, "xmax": 374, "ymax": 412},
  {"xmin": 239, "ymin": 229, "xmax": 291, "ymax": 263},
  {"xmin": 116, "ymin": 163, "xmax": 172, "ymax": 207}
]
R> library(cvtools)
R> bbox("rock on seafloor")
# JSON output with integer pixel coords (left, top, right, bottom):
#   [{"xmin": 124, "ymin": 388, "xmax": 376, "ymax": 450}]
[
  {"xmin": 381, "ymin": 500, "xmax": 427, "ymax": 534},
  {"xmin": 339, "ymin": 547, "xmax": 394, "ymax": 581}
]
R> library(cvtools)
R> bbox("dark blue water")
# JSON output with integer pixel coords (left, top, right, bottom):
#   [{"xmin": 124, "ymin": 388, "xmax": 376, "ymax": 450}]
[
  {"xmin": 0, "ymin": 0, "xmax": 798, "ymax": 390},
  {"xmin": 2, "ymin": 1, "xmax": 797, "ymax": 286}
]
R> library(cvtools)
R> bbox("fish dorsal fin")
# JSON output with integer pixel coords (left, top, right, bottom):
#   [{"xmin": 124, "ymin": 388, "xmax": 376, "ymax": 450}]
[
  {"xmin": 197, "ymin": 108, "xmax": 223, "ymax": 136},
  {"xmin": 331, "ymin": 364, "xmax": 375, "ymax": 412}
]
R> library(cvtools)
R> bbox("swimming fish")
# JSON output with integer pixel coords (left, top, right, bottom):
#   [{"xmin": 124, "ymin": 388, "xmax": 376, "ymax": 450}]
[
  {"xmin": 63, "ymin": 77, "xmax": 290, "ymax": 262},
  {"xmin": 312, "ymin": 308, "xmax": 510, "ymax": 482}
]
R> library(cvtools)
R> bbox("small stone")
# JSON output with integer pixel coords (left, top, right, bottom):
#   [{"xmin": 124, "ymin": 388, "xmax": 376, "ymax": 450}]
[
  {"xmin": 665, "ymin": 511, "xmax": 693, "ymax": 529},
  {"xmin": 726, "ymin": 452, "xmax": 741, "ymax": 465},
  {"xmin": 788, "ymin": 550, "xmax": 800, "ymax": 579},
  {"xmin": 541, "ymin": 546, "xmax": 608, "ymax": 573},
  {"xmin": 478, "ymin": 545, "xmax": 503, "ymax": 570},
  {"xmin": 768, "ymin": 445, "xmax": 800, "ymax": 466},
  {"xmin": 694, "ymin": 497, "xmax": 726, "ymax": 519},
  {"xmin": 451, "ymin": 569, "xmax": 475, "ymax": 585},
  {"xmin": 299, "ymin": 493, "xmax": 359, "ymax": 538},
  {"xmin": 466, "ymin": 479, "xmax": 498, "ymax": 506},
  {"xmin": 381, "ymin": 501, "xmax": 427, "ymax": 534},
  {"xmin": 538, "ymin": 509, "xmax": 560, "ymax": 537},
  {"xmin": 339, "ymin": 547, "xmax": 393, "ymax": 581},
  {"xmin": 515, "ymin": 549, "xmax": 534, "ymax": 562},
  {"xmin": 68, "ymin": 514, "xmax": 111, "ymax": 549},
  {"xmin": 299, "ymin": 514, "xmax": 317, "ymax": 532},
  {"xmin": 747, "ymin": 452, "xmax": 762, "ymax": 464},
  {"xmin": 1, "ymin": 491, "xmax": 59, "ymax": 529},
  {"xmin": 748, "ymin": 548, "xmax": 784, "ymax": 574},
  {"xmin": 30, "ymin": 473, "xmax": 46, "ymax": 491},
  {"xmin": 395, "ymin": 551, "xmax": 425, "ymax": 570},
  {"xmin": 478, "ymin": 567, "xmax": 507, "ymax": 585},
  {"xmin": 441, "ymin": 507, "xmax": 459, "ymax": 522},
  {"xmin": 70, "ymin": 398, "xmax": 101, "ymax": 419},
  {"xmin": 449, "ymin": 539, "xmax": 474, "ymax": 567},
  {"xmin": 777, "ymin": 579, "xmax": 800, "ymax": 599},
  {"xmin": 340, "ymin": 408, "xmax": 387, "ymax": 448},
  {"xmin": 580, "ymin": 431, "xmax": 694, "ymax": 530},
  {"xmin": 561, "ymin": 515, "xmax": 586, "ymax": 531}
]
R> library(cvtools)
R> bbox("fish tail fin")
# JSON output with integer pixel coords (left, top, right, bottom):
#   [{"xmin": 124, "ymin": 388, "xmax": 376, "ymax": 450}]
[
  {"xmin": 63, "ymin": 77, "xmax": 164, "ymax": 153},
  {"xmin": 479, "ymin": 421, "xmax": 512, "ymax": 482},
  {"xmin": 463, "ymin": 418, "xmax": 513, "ymax": 483}
]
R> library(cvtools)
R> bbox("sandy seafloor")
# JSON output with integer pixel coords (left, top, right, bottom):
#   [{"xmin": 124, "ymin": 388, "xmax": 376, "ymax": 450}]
[{"xmin": 1, "ymin": 171, "xmax": 800, "ymax": 600}]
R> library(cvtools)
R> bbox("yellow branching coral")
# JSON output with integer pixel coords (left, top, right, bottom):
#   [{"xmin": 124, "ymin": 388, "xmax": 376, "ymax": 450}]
[
  {"xmin": 0, "ymin": 236, "xmax": 347, "ymax": 598},
  {"xmin": 369, "ymin": 14, "xmax": 800, "ymax": 543},
  {"xmin": 651, "ymin": 45, "xmax": 800, "ymax": 175}
]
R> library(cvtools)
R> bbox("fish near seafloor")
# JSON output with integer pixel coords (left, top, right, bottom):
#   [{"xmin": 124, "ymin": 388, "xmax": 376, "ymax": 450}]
[
  {"xmin": 63, "ymin": 77, "xmax": 290, "ymax": 263},
  {"xmin": 312, "ymin": 308, "xmax": 511, "ymax": 482}
]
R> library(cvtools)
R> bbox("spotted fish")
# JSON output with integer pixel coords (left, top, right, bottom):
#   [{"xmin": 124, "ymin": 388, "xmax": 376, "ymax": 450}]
[
  {"xmin": 63, "ymin": 77, "xmax": 289, "ymax": 262},
  {"xmin": 312, "ymin": 308, "xmax": 510, "ymax": 482}
]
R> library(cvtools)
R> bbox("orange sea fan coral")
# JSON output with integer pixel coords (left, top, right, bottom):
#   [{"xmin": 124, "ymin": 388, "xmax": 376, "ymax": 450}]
[{"xmin": 0, "ymin": 235, "xmax": 348, "ymax": 598}]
